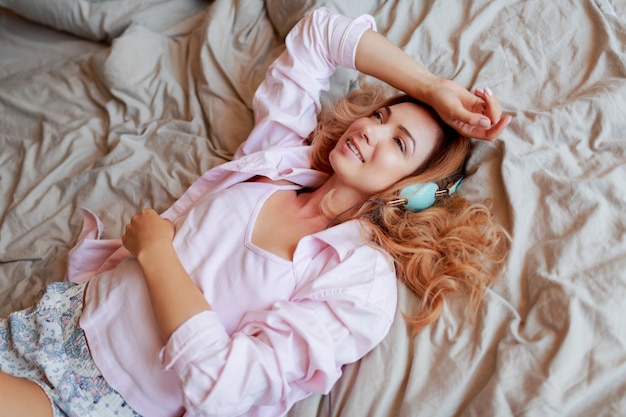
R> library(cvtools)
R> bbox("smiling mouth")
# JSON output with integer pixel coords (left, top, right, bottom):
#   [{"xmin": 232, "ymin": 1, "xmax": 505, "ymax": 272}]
[{"xmin": 347, "ymin": 138, "xmax": 364, "ymax": 162}]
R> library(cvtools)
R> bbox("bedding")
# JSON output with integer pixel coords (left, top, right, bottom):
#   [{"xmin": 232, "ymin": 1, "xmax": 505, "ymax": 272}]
[{"xmin": 1, "ymin": 0, "xmax": 625, "ymax": 416}]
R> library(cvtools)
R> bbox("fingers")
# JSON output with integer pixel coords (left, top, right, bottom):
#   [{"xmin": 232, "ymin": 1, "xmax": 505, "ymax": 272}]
[
  {"xmin": 124, "ymin": 210, "xmax": 171, "ymax": 238},
  {"xmin": 451, "ymin": 114, "xmax": 511, "ymax": 141},
  {"xmin": 125, "ymin": 209, "xmax": 154, "ymax": 234},
  {"xmin": 423, "ymin": 78, "xmax": 510, "ymax": 141},
  {"xmin": 452, "ymin": 87, "xmax": 511, "ymax": 141},
  {"xmin": 131, "ymin": 208, "xmax": 159, "ymax": 221},
  {"xmin": 122, "ymin": 209, "xmax": 175, "ymax": 256},
  {"xmin": 474, "ymin": 87, "xmax": 502, "ymax": 124}
]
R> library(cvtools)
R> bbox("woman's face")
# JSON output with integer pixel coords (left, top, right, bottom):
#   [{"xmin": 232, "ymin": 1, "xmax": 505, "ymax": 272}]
[{"xmin": 329, "ymin": 102, "xmax": 442, "ymax": 196}]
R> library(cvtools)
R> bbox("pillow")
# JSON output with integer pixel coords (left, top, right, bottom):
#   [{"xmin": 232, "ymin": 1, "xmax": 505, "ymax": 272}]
[{"xmin": 0, "ymin": 0, "xmax": 208, "ymax": 41}]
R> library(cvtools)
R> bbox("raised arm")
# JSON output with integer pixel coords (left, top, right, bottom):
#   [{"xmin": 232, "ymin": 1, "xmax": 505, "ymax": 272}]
[
  {"xmin": 355, "ymin": 29, "xmax": 511, "ymax": 141},
  {"xmin": 234, "ymin": 8, "xmax": 376, "ymax": 157}
]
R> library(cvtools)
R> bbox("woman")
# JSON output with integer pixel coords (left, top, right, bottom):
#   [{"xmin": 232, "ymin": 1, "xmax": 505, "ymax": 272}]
[{"xmin": 1, "ymin": 7, "xmax": 509, "ymax": 417}]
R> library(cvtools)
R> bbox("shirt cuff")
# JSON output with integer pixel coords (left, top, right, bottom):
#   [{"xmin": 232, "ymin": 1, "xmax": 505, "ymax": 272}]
[
  {"xmin": 160, "ymin": 310, "xmax": 230, "ymax": 375},
  {"xmin": 329, "ymin": 11, "xmax": 377, "ymax": 70}
]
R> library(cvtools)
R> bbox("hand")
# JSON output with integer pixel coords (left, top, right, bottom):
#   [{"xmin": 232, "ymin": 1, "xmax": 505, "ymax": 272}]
[
  {"xmin": 426, "ymin": 79, "xmax": 511, "ymax": 141},
  {"xmin": 122, "ymin": 209, "xmax": 211, "ymax": 341},
  {"xmin": 122, "ymin": 208, "xmax": 175, "ymax": 258}
]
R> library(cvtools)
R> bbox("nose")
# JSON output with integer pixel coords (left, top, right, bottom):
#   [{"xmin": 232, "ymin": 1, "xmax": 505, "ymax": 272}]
[{"xmin": 361, "ymin": 122, "xmax": 388, "ymax": 146}]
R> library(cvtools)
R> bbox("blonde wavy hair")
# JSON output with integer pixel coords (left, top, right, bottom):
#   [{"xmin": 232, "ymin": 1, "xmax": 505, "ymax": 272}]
[{"xmin": 309, "ymin": 84, "xmax": 509, "ymax": 334}]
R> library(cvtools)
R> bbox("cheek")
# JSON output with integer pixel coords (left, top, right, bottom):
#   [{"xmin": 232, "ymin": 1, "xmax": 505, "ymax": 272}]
[
  {"xmin": 327, "ymin": 146, "xmax": 342, "ymax": 170},
  {"xmin": 374, "ymin": 151, "xmax": 413, "ymax": 179},
  {"xmin": 364, "ymin": 155, "xmax": 412, "ymax": 191}
]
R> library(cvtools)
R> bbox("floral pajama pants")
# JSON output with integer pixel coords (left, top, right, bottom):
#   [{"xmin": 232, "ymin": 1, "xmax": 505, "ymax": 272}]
[{"xmin": 0, "ymin": 281, "xmax": 140, "ymax": 417}]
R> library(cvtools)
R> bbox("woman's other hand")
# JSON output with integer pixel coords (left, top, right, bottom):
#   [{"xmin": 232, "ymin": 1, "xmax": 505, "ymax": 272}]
[
  {"xmin": 122, "ymin": 208, "xmax": 175, "ymax": 258},
  {"xmin": 122, "ymin": 209, "xmax": 211, "ymax": 341}
]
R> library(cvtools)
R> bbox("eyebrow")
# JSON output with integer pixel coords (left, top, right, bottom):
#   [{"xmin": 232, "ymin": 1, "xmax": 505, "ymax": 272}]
[{"xmin": 384, "ymin": 106, "xmax": 416, "ymax": 155}]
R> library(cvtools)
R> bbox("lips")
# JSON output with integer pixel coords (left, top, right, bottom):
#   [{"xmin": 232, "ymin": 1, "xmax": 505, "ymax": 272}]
[{"xmin": 347, "ymin": 138, "xmax": 364, "ymax": 162}]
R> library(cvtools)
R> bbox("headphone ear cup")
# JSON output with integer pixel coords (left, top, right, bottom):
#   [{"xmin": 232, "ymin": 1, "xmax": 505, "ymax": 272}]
[{"xmin": 399, "ymin": 182, "xmax": 439, "ymax": 212}]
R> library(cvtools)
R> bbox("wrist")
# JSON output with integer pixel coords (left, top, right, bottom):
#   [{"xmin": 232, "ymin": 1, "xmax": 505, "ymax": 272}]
[
  {"xmin": 136, "ymin": 239, "xmax": 175, "ymax": 266},
  {"xmin": 417, "ymin": 76, "xmax": 446, "ymax": 105}
]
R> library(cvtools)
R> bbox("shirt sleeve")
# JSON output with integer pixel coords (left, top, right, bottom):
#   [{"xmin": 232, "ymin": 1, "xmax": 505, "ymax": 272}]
[
  {"xmin": 233, "ymin": 7, "xmax": 376, "ymax": 158},
  {"xmin": 160, "ymin": 242, "xmax": 397, "ymax": 417}
]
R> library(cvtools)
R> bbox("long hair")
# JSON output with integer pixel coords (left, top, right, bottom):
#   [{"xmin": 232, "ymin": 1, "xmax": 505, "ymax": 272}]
[{"xmin": 309, "ymin": 84, "xmax": 509, "ymax": 334}]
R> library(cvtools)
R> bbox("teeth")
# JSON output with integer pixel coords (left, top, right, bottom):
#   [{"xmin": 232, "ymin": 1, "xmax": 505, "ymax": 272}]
[{"xmin": 347, "ymin": 139, "xmax": 364, "ymax": 162}]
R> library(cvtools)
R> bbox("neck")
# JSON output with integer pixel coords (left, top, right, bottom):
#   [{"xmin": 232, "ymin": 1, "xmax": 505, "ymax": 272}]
[{"xmin": 297, "ymin": 175, "xmax": 368, "ymax": 221}]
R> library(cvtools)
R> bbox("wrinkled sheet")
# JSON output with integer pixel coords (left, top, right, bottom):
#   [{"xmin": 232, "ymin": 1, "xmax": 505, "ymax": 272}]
[{"xmin": 1, "ymin": 0, "xmax": 625, "ymax": 416}]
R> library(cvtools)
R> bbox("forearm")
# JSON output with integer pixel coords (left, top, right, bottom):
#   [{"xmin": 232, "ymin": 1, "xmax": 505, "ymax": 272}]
[
  {"xmin": 136, "ymin": 242, "xmax": 212, "ymax": 341},
  {"xmin": 355, "ymin": 30, "xmax": 440, "ymax": 103}
]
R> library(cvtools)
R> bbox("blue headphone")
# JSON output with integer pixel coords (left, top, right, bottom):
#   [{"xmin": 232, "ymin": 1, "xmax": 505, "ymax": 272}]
[
  {"xmin": 385, "ymin": 176, "xmax": 463, "ymax": 212},
  {"xmin": 325, "ymin": 175, "xmax": 463, "ymax": 228}
]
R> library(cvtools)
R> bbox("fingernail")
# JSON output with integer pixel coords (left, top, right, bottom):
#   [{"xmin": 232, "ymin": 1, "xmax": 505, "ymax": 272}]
[
  {"xmin": 485, "ymin": 87, "xmax": 493, "ymax": 97},
  {"xmin": 475, "ymin": 87, "xmax": 484, "ymax": 95},
  {"xmin": 479, "ymin": 118, "xmax": 491, "ymax": 127}
]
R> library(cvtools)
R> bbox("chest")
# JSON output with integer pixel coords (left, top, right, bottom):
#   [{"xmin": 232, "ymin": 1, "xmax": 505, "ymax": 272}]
[
  {"xmin": 251, "ymin": 189, "xmax": 327, "ymax": 262},
  {"xmin": 171, "ymin": 182, "xmax": 305, "ymax": 332}
]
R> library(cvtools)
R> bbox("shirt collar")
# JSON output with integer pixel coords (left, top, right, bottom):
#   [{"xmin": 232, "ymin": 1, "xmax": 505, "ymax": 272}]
[{"xmin": 308, "ymin": 220, "xmax": 368, "ymax": 261}]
